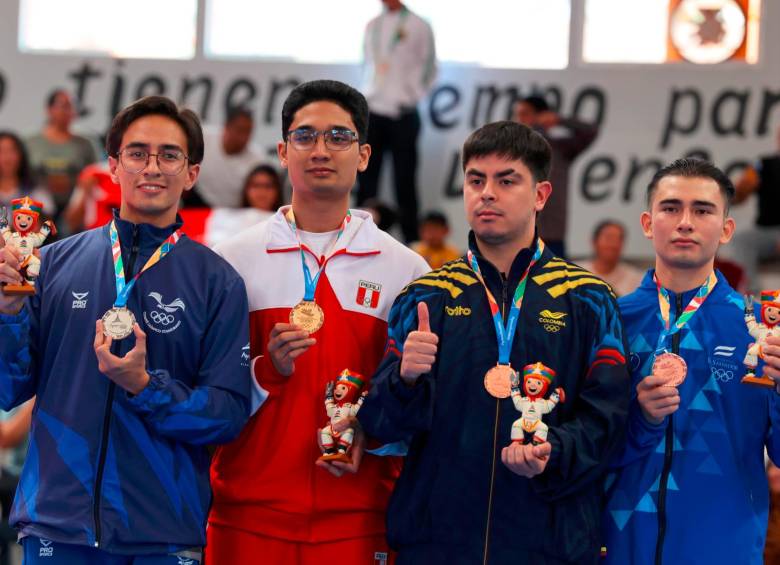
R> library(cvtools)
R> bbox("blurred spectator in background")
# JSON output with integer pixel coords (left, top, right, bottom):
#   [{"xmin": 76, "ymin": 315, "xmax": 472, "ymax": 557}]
[
  {"xmin": 412, "ymin": 210, "xmax": 460, "ymax": 269},
  {"xmin": 195, "ymin": 107, "xmax": 264, "ymax": 208},
  {"xmin": 25, "ymin": 89, "xmax": 97, "ymax": 229},
  {"xmin": 513, "ymin": 95, "xmax": 598, "ymax": 258},
  {"xmin": 360, "ymin": 198, "xmax": 398, "ymax": 233},
  {"xmin": 62, "ymin": 162, "xmax": 122, "ymax": 233},
  {"xmin": 766, "ymin": 459, "xmax": 780, "ymax": 564},
  {"xmin": 578, "ymin": 220, "xmax": 642, "ymax": 297},
  {"xmin": 721, "ymin": 125, "xmax": 780, "ymax": 293},
  {"xmin": 203, "ymin": 164, "xmax": 282, "ymax": 247},
  {"xmin": 357, "ymin": 0, "xmax": 437, "ymax": 243},
  {"xmin": 0, "ymin": 131, "xmax": 53, "ymax": 214}
]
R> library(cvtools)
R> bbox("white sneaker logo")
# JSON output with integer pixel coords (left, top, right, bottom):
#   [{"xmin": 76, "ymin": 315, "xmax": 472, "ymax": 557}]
[{"xmin": 71, "ymin": 291, "xmax": 89, "ymax": 309}]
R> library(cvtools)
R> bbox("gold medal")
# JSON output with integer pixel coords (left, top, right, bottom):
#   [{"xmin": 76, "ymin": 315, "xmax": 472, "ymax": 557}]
[
  {"xmin": 484, "ymin": 364, "xmax": 516, "ymax": 399},
  {"xmin": 101, "ymin": 306, "xmax": 136, "ymax": 340},
  {"xmin": 290, "ymin": 301, "xmax": 324, "ymax": 333},
  {"xmin": 652, "ymin": 352, "xmax": 688, "ymax": 387}
]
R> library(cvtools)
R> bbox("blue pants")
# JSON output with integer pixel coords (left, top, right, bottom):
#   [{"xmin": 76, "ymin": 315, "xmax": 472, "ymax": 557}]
[{"xmin": 22, "ymin": 537, "xmax": 201, "ymax": 564}]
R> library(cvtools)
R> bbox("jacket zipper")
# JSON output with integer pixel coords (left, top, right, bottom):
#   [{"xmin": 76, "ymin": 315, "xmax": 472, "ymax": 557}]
[
  {"xmin": 93, "ymin": 224, "xmax": 139, "ymax": 547},
  {"xmin": 654, "ymin": 293, "xmax": 682, "ymax": 565},
  {"xmin": 482, "ymin": 273, "xmax": 510, "ymax": 565}
]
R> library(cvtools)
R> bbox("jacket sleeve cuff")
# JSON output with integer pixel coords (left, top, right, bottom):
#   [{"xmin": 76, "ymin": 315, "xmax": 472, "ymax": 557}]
[
  {"xmin": 388, "ymin": 368, "xmax": 425, "ymax": 402},
  {"xmin": 0, "ymin": 308, "xmax": 29, "ymax": 324},
  {"xmin": 126, "ymin": 369, "xmax": 172, "ymax": 411}
]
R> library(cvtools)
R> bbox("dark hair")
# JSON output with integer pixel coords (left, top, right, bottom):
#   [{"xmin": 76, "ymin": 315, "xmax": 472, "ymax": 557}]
[
  {"xmin": 46, "ymin": 88, "xmax": 69, "ymax": 108},
  {"xmin": 421, "ymin": 210, "xmax": 449, "ymax": 228},
  {"xmin": 0, "ymin": 130, "xmax": 34, "ymax": 189},
  {"xmin": 591, "ymin": 219, "xmax": 626, "ymax": 242},
  {"xmin": 461, "ymin": 121, "xmax": 552, "ymax": 182},
  {"xmin": 241, "ymin": 164, "xmax": 284, "ymax": 210},
  {"xmin": 646, "ymin": 157, "xmax": 735, "ymax": 213},
  {"xmin": 520, "ymin": 95, "xmax": 550, "ymax": 113},
  {"xmin": 362, "ymin": 198, "xmax": 397, "ymax": 232},
  {"xmin": 225, "ymin": 106, "xmax": 253, "ymax": 126},
  {"xmin": 281, "ymin": 80, "xmax": 369, "ymax": 141},
  {"xmin": 105, "ymin": 96, "xmax": 205, "ymax": 164}
]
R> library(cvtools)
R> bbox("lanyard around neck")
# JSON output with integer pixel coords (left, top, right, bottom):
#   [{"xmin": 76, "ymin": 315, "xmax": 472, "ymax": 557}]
[
  {"xmin": 467, "ymin": 240, "xmax": 545, "ymax": 365},
  {"xmin": 284, "ymin": 208, "xmax": 351, "ymax": 301},
  {"xmin": 109, "ymin": 220, "xmax": 181, "ymax": 308}
]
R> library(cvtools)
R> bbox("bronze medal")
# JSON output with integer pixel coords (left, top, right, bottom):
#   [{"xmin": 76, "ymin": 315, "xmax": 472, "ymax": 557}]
[
  {"xmin": 484, "ymin": 364, "xmax": 516, "ymax": 399},
  {"xmin": 290, "ymin": 300, "xmax": 324, "ymax": 333},
  {"xmin": 652, "ymin": 352, "xmax": 688, "ymax": 387},
  {"xmin": 101, "ymin": 307, "xmax": 136, "ymax": 340}
]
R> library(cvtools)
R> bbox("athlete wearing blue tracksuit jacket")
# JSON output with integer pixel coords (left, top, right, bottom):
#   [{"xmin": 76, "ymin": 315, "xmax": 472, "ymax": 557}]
[
  {"xmin": 0, "ymin": 215, "xmax": 251, "ymax": 558},
  {"xmin": 0, "ymin": 95, "xmax": 251, "ymax": 563},
  {"xmin": 603, "ymin": 270, "xmax": 780, "ymax": 564},
  {"xmin": 602, "ymin": 157, "xmax": 780, "ymax": 565}
]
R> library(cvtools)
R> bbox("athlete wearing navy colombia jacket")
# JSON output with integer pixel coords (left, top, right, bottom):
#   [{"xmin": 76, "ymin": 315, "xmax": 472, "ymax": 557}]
[
  {"xmin": 602, "ymin": 159, "xmax": 780, "ymax": 564},
  {"xmin": 0, "ymin": 97, "xmax": 250, "ymax": 562},
  {"xmin": 359, "ymin": 122, "xmax": 630, "ymax": 564}
]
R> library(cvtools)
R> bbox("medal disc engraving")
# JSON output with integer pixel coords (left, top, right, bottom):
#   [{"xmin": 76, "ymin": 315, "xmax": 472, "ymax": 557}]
[
  {"xmin": 484, "ymin": 364, "xmax": 516, "ymax": 399},
  {"xmin": 653, "ymin": 352, "xmax": 688, "ymax": 387},
  {"xmin": 102, "ymin": 307, "xmax": 136, "ymax": 340},
  {"xmin": 290, "ymin": 301, "xmax": 324, "ymax": 333}
]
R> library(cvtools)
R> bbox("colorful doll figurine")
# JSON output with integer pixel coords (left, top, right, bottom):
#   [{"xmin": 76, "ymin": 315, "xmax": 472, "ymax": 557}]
[
  {"xmin": 319, "ymin": 369, "xmax": 368, "ymax": 463},
  {"xmin": 509, "ymin": 362, "xmax": 565, "ymax": 445},
  {"xmin": 742, "ymin": 290, "xmax": 780, "ymax": 389},
  {"xmin": 0, "ymin": 196, "xmax": 56, "ymax": 295}
]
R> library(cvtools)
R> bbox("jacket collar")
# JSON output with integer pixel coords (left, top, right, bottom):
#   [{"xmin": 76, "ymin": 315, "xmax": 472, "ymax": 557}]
[
  {"xmin": 467, "ymin": 230, "xmax": 543, "ymax": 283},
  {"xmin": 107, "ymin": 208, "xmax": 184, "ymax": 257},
  {"xmin": 637, "ymin": 268, "xmax": 730, "ymax": 309},
  {"xmin": 266, "ymin": 206, "xmax": 382, "ymax": 257}
]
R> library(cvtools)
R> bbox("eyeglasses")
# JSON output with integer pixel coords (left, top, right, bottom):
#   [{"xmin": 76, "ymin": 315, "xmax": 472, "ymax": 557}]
[
  {"xmin": 118, "ymin": 147, "xmax": 189, "ymax": 176},
  {"xmin": 286, "ymin": 128, "xmax": 359, "ymax": 151}
]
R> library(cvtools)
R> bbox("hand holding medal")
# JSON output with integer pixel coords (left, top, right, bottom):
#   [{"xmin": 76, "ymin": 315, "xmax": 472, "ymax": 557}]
[
  {"xmin": 399, "ymin": 302, "xmax": 439, "ymax": 385},
  {"xmin": 267, "ymin": 322, "xmax": 317, "ymax": 377},
  {"xmin": 93, "ymin": 319, "xmax": 150, "ymax": 395}
]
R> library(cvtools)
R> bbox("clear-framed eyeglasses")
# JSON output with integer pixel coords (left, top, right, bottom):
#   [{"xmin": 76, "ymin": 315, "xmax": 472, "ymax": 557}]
[
  {"xmin": 286, "ymin": 128, "xmax": 359, "ymax": 151},
  {"xmin": 118, "ymin": 147, "xmax": 189, "ymax": 176}
]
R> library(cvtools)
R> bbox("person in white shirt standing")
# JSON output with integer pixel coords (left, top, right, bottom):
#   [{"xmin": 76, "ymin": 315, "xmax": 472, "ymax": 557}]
[
  {"xmin": 358, "ymin": 0, "xmax": 437, "ymax": 243},
  {"xmin": 196, "ymin": 107, "xmax": 265, "ymax": 208}
]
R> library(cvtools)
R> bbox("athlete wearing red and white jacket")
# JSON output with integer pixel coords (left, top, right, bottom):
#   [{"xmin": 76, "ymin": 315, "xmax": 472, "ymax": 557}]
[{"xmin": 206, "ymin": 80, "xmax": 429, "ymax": 565}]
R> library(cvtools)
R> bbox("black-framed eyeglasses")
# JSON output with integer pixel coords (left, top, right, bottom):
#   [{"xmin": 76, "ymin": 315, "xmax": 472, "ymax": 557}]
[
  {"xmin": 286, "ymin": 128, "xmax": 359, "ymax": 151},
  {"xmin": 118, "ymin": 147, "xmax": 189, "ymax": 176}
]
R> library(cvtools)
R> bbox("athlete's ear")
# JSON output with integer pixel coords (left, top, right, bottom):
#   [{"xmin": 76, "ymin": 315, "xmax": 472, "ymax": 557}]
[{"xmin": 640, "ymin": 211, "xmax": 653, "ymax": 240}]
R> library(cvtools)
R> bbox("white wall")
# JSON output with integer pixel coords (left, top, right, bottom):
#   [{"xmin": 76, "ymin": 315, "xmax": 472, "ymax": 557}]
[{"xmin": 0, "ymin": 0, "xmax": 776, "ymax": 259}]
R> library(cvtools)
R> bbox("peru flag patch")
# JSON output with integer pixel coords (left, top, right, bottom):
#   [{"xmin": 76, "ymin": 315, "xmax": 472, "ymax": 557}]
[{"xmin": 356, "ymin": 280, "xmax": 382, "ymax": 309}]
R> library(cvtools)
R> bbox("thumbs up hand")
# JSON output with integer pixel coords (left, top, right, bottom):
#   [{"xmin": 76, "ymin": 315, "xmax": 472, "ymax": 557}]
[{"xmin": 399, "ymin": 302, "xmax": 439, "ymax": 385}]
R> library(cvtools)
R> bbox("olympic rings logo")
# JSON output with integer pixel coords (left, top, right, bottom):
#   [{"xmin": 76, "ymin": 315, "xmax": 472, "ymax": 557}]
[
  {"xmin": 543, "ymin": 324, "xmax": 561, "ymax": 333},
  {"xmin": 711, "ymin": 367, "xmax": 734, "ymax": 382},
  {"xmin": 150, "ymin": 310, "xmax": 175, "ymax": 325}
]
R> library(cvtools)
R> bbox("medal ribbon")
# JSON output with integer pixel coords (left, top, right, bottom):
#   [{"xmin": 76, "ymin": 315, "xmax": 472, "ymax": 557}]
[
  {"xmin": 284, "ymin": 208, "xmax": 351, "ymax": 302},
  {"xmin": 467, "ymin": 239, "xmax": 545, "ymax": 365},
  {"xmin": 109, "ymin": 220, "xmax": 181, "ymax": 308},
  {"xmin": 653, "ymin": 271, "xmax": 717, "ymax": 353}
]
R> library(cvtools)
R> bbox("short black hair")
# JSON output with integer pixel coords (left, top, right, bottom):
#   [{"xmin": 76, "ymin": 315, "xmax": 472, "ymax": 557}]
[
  {"xmin": 281, "ymin": 80, "xmax": 369, "ymax": 142},
  {"xmin": 106, "ymin": 96, "xmax": 205, "ymax": 164},
  {"xmin": 461, "ymin": 121, "xmax": 552, "ymax": 182},
  {"xmin": 0, "ymin": 130, "xmax": 34, "ymax": 189},
  {"xmin": 520, "ymin": 95, "xmax": 550, "ymax": 113},
  {"xmin": 225, "ymin": 106, "xmax": 253, "ymax": 126},
  {"xmin": 591, "ymin": 219, "xmax": 626, "ymax": 242},
  {"xmin": 646, "ymin": 157, "xmax": 735, "ymax": 213},
  {"xmin": 421, "ymin": 211, "xmax": 449, "ymax": 228},
  {"xmin": 46, "ymin": 88, "xmax": 69, "ymax": 108}
]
